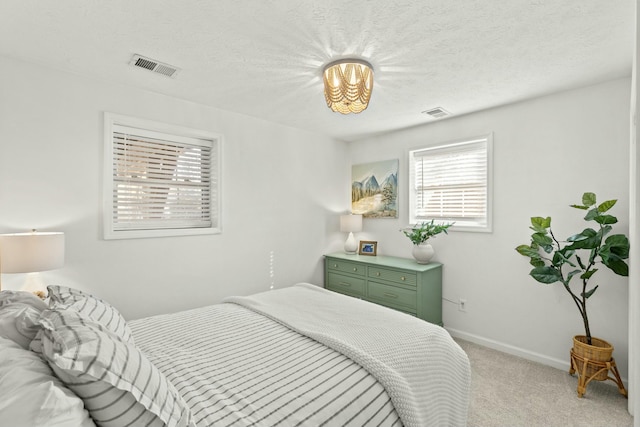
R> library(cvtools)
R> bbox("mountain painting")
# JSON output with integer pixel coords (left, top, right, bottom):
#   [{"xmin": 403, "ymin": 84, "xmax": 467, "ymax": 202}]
[{"xmin": 352, "ymin": 159, "xmax": 398, "ymax": 218}]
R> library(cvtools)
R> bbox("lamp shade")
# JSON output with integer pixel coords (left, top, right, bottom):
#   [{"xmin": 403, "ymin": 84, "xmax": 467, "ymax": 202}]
[
  {"xmin": 340, "ymin": 214, "xmax": 363, "ymax": 233},
  {"xmin": 0, "ymin": 232, "xmax": 65, "ymax": 274}
]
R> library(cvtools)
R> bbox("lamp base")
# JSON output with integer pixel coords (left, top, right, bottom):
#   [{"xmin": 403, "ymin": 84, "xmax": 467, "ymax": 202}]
[
  {"xmin": 344, "ymin": 232, "xmax": 358, "ymax": 254},
  {"xmin": 21, "ymin": 272, "xmax": 47, "ymax": 294}
]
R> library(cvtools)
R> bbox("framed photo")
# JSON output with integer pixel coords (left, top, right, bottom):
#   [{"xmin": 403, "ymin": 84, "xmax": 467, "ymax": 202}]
[{"xmin": 359, "ymin": 240, "xmax": 378, "ymax": 256}]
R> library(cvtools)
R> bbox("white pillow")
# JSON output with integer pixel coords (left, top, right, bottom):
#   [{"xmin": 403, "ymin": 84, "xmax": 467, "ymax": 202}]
[
  {"xmin": 0, "ymin": 290, "xmax": 47, "ymax": 309},
  {"xmin": 47, "ymin": 285, "xmax": 134, "ymax": 343},
  {"xmin": 0, "ymin": 336, "xmax": 96, "ymax": 427},
  {"xmin": 0, "ymin": 290, "xmax": 47, "ymax": 349},
  {"xmin": 39, "ymin": 307, "xmax": 194, "ymax": 427}
]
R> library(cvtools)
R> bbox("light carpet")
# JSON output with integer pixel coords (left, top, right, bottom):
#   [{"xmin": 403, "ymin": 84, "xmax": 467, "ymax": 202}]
[{"xmin": 456, "ymin": 339, "xmax": 633, "ymax": 427}]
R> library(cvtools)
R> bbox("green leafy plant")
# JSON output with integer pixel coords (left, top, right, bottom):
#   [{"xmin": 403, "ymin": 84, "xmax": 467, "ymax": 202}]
[
  {"xmin": 515, "ymin": 192, "xmax": 630, "ymax": 345},
  {"xmin": 401, "ymin": 219, "xmax": 454, "ymax": 245}
]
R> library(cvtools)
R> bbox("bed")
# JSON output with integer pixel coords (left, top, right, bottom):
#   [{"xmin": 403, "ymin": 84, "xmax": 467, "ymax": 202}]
[{"xmin": 0, "ymin": 283, "xmax": 471, "ymax": 427}]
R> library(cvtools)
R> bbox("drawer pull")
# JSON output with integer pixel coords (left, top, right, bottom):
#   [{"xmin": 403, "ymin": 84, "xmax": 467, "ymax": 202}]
[
  {"xmin": 401, "ymin": 276, "xmax": 406, "ymax": 281},
  {"xmin": 339, "ymin": 282, "xmax": 352, "ymax": 287},
  {"xmin": 383, "ymin": 292, "xmax": 398, "ymax": 299},
  {"xmin": 333, "ymin": 263, "xmax": 338, "ymax": 268},
  {"xmin": 353, "ymin": 267, "xmax": 358, "ymax": 272},
  {"xmin": 376, "ymin": 272, "xmax": 380, "ymax": 276}
]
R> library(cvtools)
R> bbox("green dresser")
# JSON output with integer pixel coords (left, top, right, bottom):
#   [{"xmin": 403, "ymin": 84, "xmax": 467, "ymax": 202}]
[{"xmin": 324, "ymin": 252, "xmax": 443, "ymax": 325}]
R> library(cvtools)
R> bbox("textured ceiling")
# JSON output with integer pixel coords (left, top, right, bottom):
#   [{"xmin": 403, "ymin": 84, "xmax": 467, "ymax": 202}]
[{"xmin": 0, "ymin": 1, "xmax": 634, "ymax": 141}]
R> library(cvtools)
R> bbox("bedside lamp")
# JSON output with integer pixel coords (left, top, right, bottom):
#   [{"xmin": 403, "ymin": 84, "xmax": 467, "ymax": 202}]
[
  {"xmin": 340, "ymin": 214, "xmax": 363, "ymax": 254},
  {"xmin": 0, "ymin": 230, "xmax": 65, "ymax": 292}
]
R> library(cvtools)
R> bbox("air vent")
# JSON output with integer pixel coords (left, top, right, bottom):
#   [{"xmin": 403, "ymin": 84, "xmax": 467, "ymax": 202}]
[
  {"xmin": 422, "ymin": 107, "xmax": 450, "ymax": 119},
  {"xmin": 129, "ymin": 54, "xmax": 180, "ymax": 78}
]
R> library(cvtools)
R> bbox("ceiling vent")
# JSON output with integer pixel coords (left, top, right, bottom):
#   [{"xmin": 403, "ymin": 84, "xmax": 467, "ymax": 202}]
[
  {"xmin": 422, "ymin": 107, "xmax": 450, "ymax": 119},
  {"xmin": 129, "ymin": 54, "xmax": 180, "ymax": 78}
]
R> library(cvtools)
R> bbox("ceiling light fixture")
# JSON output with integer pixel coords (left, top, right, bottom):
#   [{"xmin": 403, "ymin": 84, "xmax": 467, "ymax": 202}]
[{"xmin": 323, "ymin": 59, "xmax": 373, "ymax": 114}]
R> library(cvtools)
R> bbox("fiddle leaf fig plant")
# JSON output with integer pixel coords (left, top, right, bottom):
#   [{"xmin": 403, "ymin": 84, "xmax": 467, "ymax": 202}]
[{"xmin": 515, "ymin": 192, "xmax": 630, "ymax": 345}]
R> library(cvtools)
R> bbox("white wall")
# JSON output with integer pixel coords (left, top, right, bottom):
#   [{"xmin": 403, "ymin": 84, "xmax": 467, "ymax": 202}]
[
  {"xmin": 349, "ymin": 78, "xmax": 632, "ymax": 379},
  {"xmin": 0, "ymin": 54, "xmax": 632, "ymax": 385},
  {"xmin": 0, "ymin": 56, "xmax": 349, "ymax": 320}
]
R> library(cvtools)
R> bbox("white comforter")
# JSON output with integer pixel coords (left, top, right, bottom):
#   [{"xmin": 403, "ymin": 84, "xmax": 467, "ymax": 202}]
[
  {"xmin": 132, "ymin": 292, "xmax": 402, "ymax": 426},
  {"xmin": 225, "ymin": 283, "xmax": 471, "ymax": 427}
]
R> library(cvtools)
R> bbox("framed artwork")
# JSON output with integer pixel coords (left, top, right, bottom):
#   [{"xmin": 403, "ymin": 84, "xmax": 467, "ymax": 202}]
[
  {"xmin": 352, "ymin": 159, "xmax": 398, "ymax": 218},
  {"xmin": 359, "ymin": 240, "xmax": 378, "ymax": 256}
]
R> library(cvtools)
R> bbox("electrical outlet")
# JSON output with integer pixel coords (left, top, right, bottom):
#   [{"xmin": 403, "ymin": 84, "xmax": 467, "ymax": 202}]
[{"xmin": 459, "ymin": 298, "xmax": 467, "ymax": 312}]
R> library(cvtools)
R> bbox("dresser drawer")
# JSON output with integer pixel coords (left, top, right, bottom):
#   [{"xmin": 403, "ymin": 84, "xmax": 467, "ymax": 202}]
[
  {"xmin": 324, "ymin": 253, "xmax": 442, "ymax": 325},
  {"xmin": 368, "ymin": 266, "xmax": 417, "ymax": 286},
  {"xmin": 367, "ymin": 281, "xmax": 417, "ymax": 310},
  {"xmin": 326, "ymin": 259, "xmax": 366, "ymax": 276},
  {"xmin": 326, "ymin": 272, "xmax": 366, "ymax": 297}
]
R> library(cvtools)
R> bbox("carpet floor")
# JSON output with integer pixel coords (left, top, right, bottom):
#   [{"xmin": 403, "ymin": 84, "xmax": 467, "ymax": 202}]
[{"xmin": 456, "ymin": 339, "xmax": 633, "ymax": 427}]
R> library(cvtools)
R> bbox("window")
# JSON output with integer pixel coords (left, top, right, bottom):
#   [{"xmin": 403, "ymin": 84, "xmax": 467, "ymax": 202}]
[
  {"xmin": 409, "ymin": 134, "xmax": 492, "ymax": 232},
  {"xmin": 103, "ymin": 113, "xmax": 222, "ymax": 239}
]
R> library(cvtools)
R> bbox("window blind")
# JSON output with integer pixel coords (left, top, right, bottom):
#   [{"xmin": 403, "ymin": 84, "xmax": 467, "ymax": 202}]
[
  {"xmin": 111, "ymin": 126, "xmax": 216, "ymax": 232},
  {"xmin": 411, "ymin": 137, "xmax": 488, "ymax": 224}
]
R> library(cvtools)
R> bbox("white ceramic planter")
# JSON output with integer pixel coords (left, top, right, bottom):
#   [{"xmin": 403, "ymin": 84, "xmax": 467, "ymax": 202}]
[{"xmin": 412, "ymin": 243, "xmax": 434, "ymax": 264}]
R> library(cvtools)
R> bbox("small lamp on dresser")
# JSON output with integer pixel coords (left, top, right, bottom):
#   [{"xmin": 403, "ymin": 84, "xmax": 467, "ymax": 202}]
[
  {"xmin": 0, "ymin": 230, "xmax": 65, "ymax": 295},
  {"xmin": 340, "ymin": 214, "xmax": 363, "ymax": 255}
]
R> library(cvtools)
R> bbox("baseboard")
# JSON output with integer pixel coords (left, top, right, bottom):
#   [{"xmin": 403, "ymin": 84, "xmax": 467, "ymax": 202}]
[{"xmin": 445, "ymin": 327, "xmax": 629, "ymax": 385}]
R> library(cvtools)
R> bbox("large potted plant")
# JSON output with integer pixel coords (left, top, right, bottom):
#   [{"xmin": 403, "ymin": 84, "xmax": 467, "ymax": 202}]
[
  {"xmin": 401, "ymin": 219, "xmax": 453, "ymax": 264},
  {"xmin": 515, "ymin": 192, "xmax": 629, "ymax": 393}
]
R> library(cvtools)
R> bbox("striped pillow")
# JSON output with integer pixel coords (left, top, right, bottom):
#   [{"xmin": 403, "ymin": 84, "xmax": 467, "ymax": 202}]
[
  {"xmin": 47, "ymin": 285, "xmax": 134, "ymax": 343},
  {"xmin": 39, "ymin": 308, "xmax": 194, "ymax": 427}
]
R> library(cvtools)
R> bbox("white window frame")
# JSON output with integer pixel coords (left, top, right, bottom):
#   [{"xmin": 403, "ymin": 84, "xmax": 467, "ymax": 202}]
[
  {"xmin": 408, "ymin": 133, "xmax": 493, "ymax": 233},
  {"xmin": 103, "ymin": 112, "xmax": 222, "ymax": 240}
]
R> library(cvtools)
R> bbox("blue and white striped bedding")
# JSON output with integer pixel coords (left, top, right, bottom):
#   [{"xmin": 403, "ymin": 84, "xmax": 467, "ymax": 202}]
[{"xmin": 131, "ymin": 303, "xmax": 402, "ymax": 427}]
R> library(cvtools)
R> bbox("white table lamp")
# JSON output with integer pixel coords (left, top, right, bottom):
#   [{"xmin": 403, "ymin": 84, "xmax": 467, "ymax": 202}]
[
  {"xmin": 0, "ymin": 231, "xmax": 65, "ymax": 292},
  {"xmin": 340, "ymin": 214, "xmax": 363, "ymax": 254}
]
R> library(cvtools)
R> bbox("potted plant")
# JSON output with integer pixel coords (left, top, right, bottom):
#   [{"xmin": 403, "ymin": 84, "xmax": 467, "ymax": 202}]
[
  {"xmin": 515, "ymin": 192, "xmax": 629, "ymax": 395},
  {"xmin": 401, "ymin": 219, "xmax": 454, "ymax": 264}
]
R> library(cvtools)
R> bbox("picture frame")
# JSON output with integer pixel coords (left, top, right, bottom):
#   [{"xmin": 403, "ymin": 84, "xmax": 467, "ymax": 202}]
[
  {"xmin": 358, "ymin": 240, "xmax": 378, "ymax": 256},
  {"xmin": 351, "ymin": 159, "xmax": 398, "ymax": 218}
]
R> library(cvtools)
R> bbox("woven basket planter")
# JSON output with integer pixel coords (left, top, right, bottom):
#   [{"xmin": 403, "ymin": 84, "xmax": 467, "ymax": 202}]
[{"xmin": 572, "ymin": 336, "xmax": 613, "ymax": 380}]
